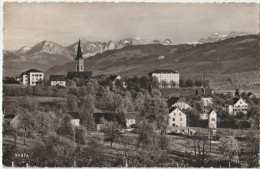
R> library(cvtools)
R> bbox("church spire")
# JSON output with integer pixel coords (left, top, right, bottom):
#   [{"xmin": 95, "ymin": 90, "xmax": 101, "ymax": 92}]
[{"xmin": 75, "ymin": 39, "xmax": 82, "ymax": 60}]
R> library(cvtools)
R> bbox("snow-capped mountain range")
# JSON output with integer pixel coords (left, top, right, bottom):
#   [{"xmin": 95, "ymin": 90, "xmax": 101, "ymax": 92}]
[{"xmin": 3, "ymin": 32, "xmax": 251, "ymax": 76}]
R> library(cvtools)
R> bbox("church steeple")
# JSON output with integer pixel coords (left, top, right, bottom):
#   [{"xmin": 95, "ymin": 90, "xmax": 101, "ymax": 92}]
[
  {"xmin": 75, "ymin": 39, "xmax": 83, "ymax": 60},
  {"xmin": 75, "ymin": 39, "xmax": 84, "ymax": 72}
]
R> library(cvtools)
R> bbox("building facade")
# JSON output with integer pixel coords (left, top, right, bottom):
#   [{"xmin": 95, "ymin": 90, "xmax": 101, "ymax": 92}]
[
  {"xmin": 201, "ymin": 97, "xmax": 213, "ymax": 107},
  {"xmin": 208, "ymin": 109, "xmax": 217, "ymax": 128},
  {"xmin": 149, "ymin": 70, "xmax": 179, "ymax": 88},
  {"xmin": 168, "ymin": 107, "xmax": 187, "ymax": 127},
  {"xmin": 124, "ymin": 112, "xmax": 137, "ymax": 128},
  {"xmin": 20, "ymin": 69, "xmax": 44, "ymax": 86},
  {"xmin": 226, "ymin": 98, "xmax": 248, "ymax": 115},
  {"xmin": 50, "ymin": 75, "xmax": 66, "ymax": 86}
]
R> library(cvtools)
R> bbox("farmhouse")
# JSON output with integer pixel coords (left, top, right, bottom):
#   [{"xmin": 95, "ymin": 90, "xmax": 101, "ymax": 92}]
[
  {"xmin": 149, "ymin": 69, "xmax": 179, "ymax": 88},
  {"xmin": 19, "ymin": 69, "xmax": 44, "ymax": 86},
  {"xmin": 226, "ymin": 97, "xmax": 248, "ymax": 116},
  {"xmin": 168, "ymin": 107, "xmax": 187, "ymax": 127},
  {"xmin": 68, "ymin": 112, "xmax": 81, "ymax": 127},
  {"xmin": 66, "ymin": 40, "xmax": 92, "ymax": 80},
  {"xmin": 168, "ymin": 97, "xmax": 191, "ymax": 110},
  {"xmin": 49, "ymin": 75, "xmax": 66, "ymax": 86},
  {"xmin": 109, "ymin": 75, "xmax": 121, "ymax": 84},
  {"xmin": 208, "ymin": 109, "xmax": 217, "ymax": 128}
]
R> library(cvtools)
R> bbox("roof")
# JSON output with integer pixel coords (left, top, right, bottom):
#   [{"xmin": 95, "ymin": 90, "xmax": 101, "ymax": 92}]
[
  {"xmin": 109, "ymin": 75, "xmax": 120, "ymax": 82},
  {"xmin": 226, "ymin": 100, "xmax": 234, "ymax": 105},
  {"xmin": 66, "ymin": 71, "xmax": 92, "ymax": 80},
  {"xmin": 4, "ymin": 114, "xmax": 15, "ymax": 119},
  {"xmin": 49, "ymin": 75, "xmax": 66, "ymax": 81},
  {"xmin": 68, "ymin": 112, "xmax": 80, "ymax": 119},
  {"xmin": 167, "ymin": 97, "xmax": 180, "ymax": 107},
  {"xmin": 149, "ymin": 69, "xmax": 178, "ymax": 75},
  {"xmin": 208, "ymin": 109, "xmax": 216, "ymax": 115},
  {"xmin": 169, "ymin": 107, "xmax": 187, "ymax": 115},
  {"xmin": 196, "ymin": 88, "xmax": 213, "ymax": 96},
  {"xmin": 167, "ymin": 97, "xmax": 187, "ymax": 107},
  {"xmin": 124, "ymin": 112, "xmax": 138, "ymax": 119},
  {"xmin": 75, "ymin": 40, "xmax": 83, "ymax": 60},
  {"xmin": 20, "ymin": 69, "xmax": 42, "ymax": 76},
  {"xmin": 93, "ymin": 113, "xmax": 126, "ymax": 127}
]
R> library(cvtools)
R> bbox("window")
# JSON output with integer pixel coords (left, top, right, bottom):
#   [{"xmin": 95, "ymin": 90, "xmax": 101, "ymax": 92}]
[
  {"xmin": 172, "ymin": 124, "xmax": 175, "ymax": 127},
  {"xmin": 180, "ymin": 118, "xmax": 182, "ymax": 121},
  {"xmin": 172, "ymin": 118, "xmax": 175, "ymax": 121},
  {"xmin": 211, "ymin": 118, "xmax": 215, "ymax": 121},
  {"xmin": 179, "ymin": 113, "xmax": 181, "ymax": 116},
  {"xmin": 174, "ymin": 113, "xmax": 176, "ymax": 116}
]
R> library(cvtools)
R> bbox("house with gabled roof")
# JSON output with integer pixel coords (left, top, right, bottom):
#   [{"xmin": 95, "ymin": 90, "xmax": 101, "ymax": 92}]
[
  {"xmin": 226, "ymin": 97, "xmax": 248, "ymax": 116},
  {"xmin": 68, "ymin": 112, "xmax": 80, "ymax": 127},
  {"xmin": 208, "ymin": 109, "xmax": 217, "ymax": 128},
  {"xmin": 149, "ymin": 69, "xmax": 179, "ymax": 88},
  {"xmin": 124, "ymin": 112, "xmax": 138, "ymax": 128},
  {"xmin": 168, "ymin": 97, "xmax": 191, "ymax": 110},
  {"xmin": 168, "ymin": 107, "xmax": 187, "ymax": 127},
  {"xmin": 50, "ymin": 75, "xmax": 66, "ymax": 86}
]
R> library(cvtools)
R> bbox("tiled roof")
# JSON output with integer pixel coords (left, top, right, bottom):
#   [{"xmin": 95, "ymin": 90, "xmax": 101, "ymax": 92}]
[
  {"xmin": 109, "ymin": 75, "xmax": 120, "ymax": 82},
  {"xmin": 50, "ymin": 75, "xmax": 66, "ymax": 81},
  {"xmin": 124, "ymin": 112, "xmax": 138, "ymax": 119},
  {"xmin": 20, "ymin": 69, "xmax": 42, "ymax": 76},
  {"xmin": 68, "ymin": 112, "xmax": 80, "ymax": 119},
  {"xmin": 150, "ymin": 69, "xmax": 178, "ymax": 74},
  {"xmin": 66, "ymin": 71, "xmax": 92, "ymax": 80}
]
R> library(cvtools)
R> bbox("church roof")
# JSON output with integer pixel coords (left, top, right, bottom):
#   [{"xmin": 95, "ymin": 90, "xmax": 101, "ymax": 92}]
[
  {"xmin": 66, "ymin": 71, "xmax": 92, "ymax": 80},
  {"xmin": 75, "ymin": 40, "xmax": 83, "ymax": 60}
]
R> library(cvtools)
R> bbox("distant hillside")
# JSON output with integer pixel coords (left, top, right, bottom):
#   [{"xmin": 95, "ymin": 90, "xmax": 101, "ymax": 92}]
[{"xmin": 46, "ymin": 35, "xmax": 259, "ymax": 79}]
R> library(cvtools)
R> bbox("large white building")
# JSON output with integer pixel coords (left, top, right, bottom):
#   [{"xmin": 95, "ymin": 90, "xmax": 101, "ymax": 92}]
[
  {"xmin": 168, "ymin": 107, "xmax": 187, "ymax": 127},
  {"xmin": 201, "ymin": 97, "xmax": 213, "ymax": 107},
  {"xmin": 149, "ymin": 70, "xmax": 179, "ymax": 88},
  {"xmin": 20, "ymin": 69, "xmax": 44, "ymax": 86}
]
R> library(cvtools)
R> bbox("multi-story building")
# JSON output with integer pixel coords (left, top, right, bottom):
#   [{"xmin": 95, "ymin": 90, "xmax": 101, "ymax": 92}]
[
  {"xmin": 168, "ymin": 107, "xmax": 187, "ymax": 127},
  {"xmin": 20, "ymin": 69, "xmax": 44, "ymax": 86},
  {"xmin": 50, "ymin": 75, "xmax": 66, "ymax": 87},
  {"xmin": 149, "ymin": 69, "xmax": 179, "ymax": 88},
  {"xmin": 226, "ymin": 98, "xmax": 248, "ymax": 115}
]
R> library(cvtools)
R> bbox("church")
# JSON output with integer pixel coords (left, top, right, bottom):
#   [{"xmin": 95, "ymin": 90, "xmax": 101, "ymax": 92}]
[{"xmin": 66, "ymin": 40, "xmax": 92, "ymax": 80}]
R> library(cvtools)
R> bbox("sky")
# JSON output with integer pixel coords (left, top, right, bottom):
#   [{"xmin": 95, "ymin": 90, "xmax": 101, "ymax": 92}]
[{"xmin": 3, "ymin": 2, "xmax": 259, "ymax": 50}]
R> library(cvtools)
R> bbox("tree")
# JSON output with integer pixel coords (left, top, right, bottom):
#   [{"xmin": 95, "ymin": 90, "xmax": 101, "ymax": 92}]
[
  {"xmin": 235, "ymin": 89, "xmax": 240, "ymax": 97},
  {"xmin": 218, "ymin": 136, "xmax": 239, "ymax": 166},
  {"xmin": 193, "ymin": 135, "xmax": 212, "ymax": 167},
  {"xmin": 101, "ymin": 118, "xmax": 122, "ymax": 148},
  {"xmin": 169, "ymin": 80, "xmax": 176, "ymax": 88},
  {"xmin": 186, "ymin": 79, "xmax": 194, "ymax": 88},
  {"xmin": 151, "ymin": 76, "xmax": 160, "ymax": 89},
  {"xmin": 79, "ymin": 94, "xmax": 95, "ymax": 131},
  {"xmin": 179, "ymin": 78, "xmax": 185, "ymax": 87},
  {"xmin": 195, "ymin": 80, "xmax": 202, "ymax": 87},
  {"xmin": 160, "ymin": 80, "xmax": 168, "ymax": 88}
]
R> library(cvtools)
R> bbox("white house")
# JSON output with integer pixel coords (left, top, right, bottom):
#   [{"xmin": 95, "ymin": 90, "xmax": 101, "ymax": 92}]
[
  {"xmin": 20, "ymin": 69, "xmax": 44, "ymax": 86},
  {"xmin": 208, "ymin": 109, "xmax": 217, "ymax": 128},
  {"xmin": 50, "ymin": 75, "xmax": 66, "ymax": 87},
  {"xmin": 149, "ymin": 70, "xmax": 179, "ymax": 88},
  {"xmin": 168, "ymin": 107, "xmax": 187, "ymax": 127},
  {"xmin": 124, "ymin": 112, "xmax": 137, "ymax": 128},
  {"xmin": 170, "ymin": 97, "xmax": 192, "ymax": 110},
  {"xmin": 201, "ymin": 97, "xmax": 213, "ymax": 107},
  {"xmin": 226, "ymin": 98, "xmax": 248, "ymax": 116},
  {"xmin": 200, "ymin": 107, "xmax": 211, "ymax": 120},
  {"xmin": 69, "ymin": 112, "xmax": 80, "ymax": 127}
]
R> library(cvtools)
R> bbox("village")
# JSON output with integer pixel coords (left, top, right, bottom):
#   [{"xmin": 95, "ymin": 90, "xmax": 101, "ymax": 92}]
[{"xmin": 2, "ymin": 40, "xmax": 259, "ymax": 167}]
